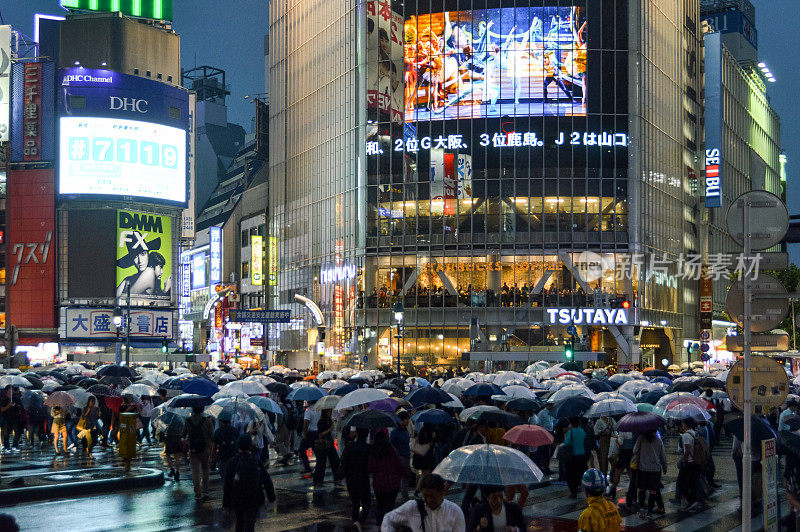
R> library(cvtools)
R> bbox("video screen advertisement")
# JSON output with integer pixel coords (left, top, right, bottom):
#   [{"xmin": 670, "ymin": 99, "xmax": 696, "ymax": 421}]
[
  {"xmin": 57, "ymin": 68, "xmax": 189, "ymax": 206},
  {"xmin": 405, "ymin": 6, "xmax": 587, "ymax": 121},
  {"xmin": 116, "ymin": 209, "xmax": 173, "ymax": 305}
]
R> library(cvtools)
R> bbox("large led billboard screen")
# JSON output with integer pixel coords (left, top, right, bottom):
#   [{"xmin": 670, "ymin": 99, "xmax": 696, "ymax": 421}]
[
  {"xmin": 404, "ymin": 6, "xmax": 586, "ymax": 121},
  {"xmin": 59, "ymin": 116, "xmax": 186, "ymax": 203}
]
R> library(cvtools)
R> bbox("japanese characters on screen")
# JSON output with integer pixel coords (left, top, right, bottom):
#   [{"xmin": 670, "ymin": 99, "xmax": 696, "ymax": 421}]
[
  {"xmin": 116, "ymin": 209, "xmax": 173, "ymax": 304},
  {"xmin": 403, "ymin": 6, "xmax": 586, "ymax": 121}
]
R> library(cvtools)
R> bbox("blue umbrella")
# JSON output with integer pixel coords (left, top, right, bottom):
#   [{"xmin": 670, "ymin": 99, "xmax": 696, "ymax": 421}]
[
  {"xmin": 650, "ymin": 376, "xmax": 673, "ymax": 385},
  {"xmin": 550, "ymin": 396, "xmax": 594, "ymax": 419},
  {"xmin": 286, "ymin": 386, "xmax": 327, "ymax": 402},
  {"xmin": 182, "ymin": 378, "xmax": 220, "ymax": 397},
  {"xmin": 170, "ymin": 394, "xmax": 214, "ymax": 408},
  {"xmin": 412, "ymin": 408, "xmax": 454, "ymax": 425},
  {"xmin": 333, "ymin": 384, "xmax": 358, "ymax": 396},
  {"xmin": 406, "ymin": 387, "xmax": 452, "ymax": 407},
  {"xmin": 639, "ymin": 390, "xmax": 667, "ymax": 405},
  {"xmin": 247, "ymin": 395, "xmax": 283, "ymax": 415},
  {"xmin": 161, "ymin": 377, "xmax": 186, "ymax": 391},
  {"xmin": 463, "ymin": 383, "xmax": 504, "ymax": 397},
  {"xmin": 505, "ymin": 398, "xmax": 540, "ymax": 412}
]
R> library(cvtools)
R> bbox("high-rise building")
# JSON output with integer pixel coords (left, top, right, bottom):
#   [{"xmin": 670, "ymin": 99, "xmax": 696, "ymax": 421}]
[{"xmin": 269, "ymin": 0, "xmax": 703, "ymax": 371}]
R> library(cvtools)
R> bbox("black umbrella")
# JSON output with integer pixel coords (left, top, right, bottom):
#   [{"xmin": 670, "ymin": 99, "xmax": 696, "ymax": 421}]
[
  {"xmin": 265, "ymin": 373, "xmax": 285, "ymax": 382},
  {"xmin": 667, "ymin": 381, "xmax": 700, "ymax": 393},
  {"xmin": 265, "ymin": 382, "xmax": 291, "ymax": 396},
  {"xmin": 779, "ymin": 430, "xmax": 800, "ymax": 457},
  {"xmin": 463, "ymin": 383, "xmax": 504, "ymax": 397},
  {"xmin": 388, "ymin": 378, "xmax": 406, "ymax": 388},
  {"xmin": 724, "ymin": 415, "xmax": 776, "ymax": 446},
  {"xmin": 695, "ymin": 377, "xmax": 724, "ymax": 389},
  {"xmin": 21, "ymin": 375, "xmax": 43, "ymax": 390},
  {"xmin": 639, "ymin": 390, "xmax": 667, "ymax": 405},
  {"xmin": 406, "ymin": 387, "xmax": 452, "ymax": 407},
  {"xmin": 77, "ymin": 378, "xmax": 100, "ymax": 389},
  {"xmin": 586, "ymin": 380, "xmax": 613, "ymax": 393},
  {"xmin": 171, "ymin": 394, "xmax": 214, "ymax": 408},
  {"xmin": 96, "ymin": 365, "xmax": 137, "ymax": 378},
  {"xmin": 643, "ymin": 369, "xmax": 672, "ymax": 378},
  {"xmin": 551, "ymin": 396, "xmax": 594, "ymax": 419},
  {"xmin": 468, "ymin": 409, "xmax": 523, "ymax": 427},
  {"xmin": 86, "ymin": 384, "xmax": 120, "ymax": 397},
  {"xmin": 100, "ymin": 376, "xmax": 132, "ymax": 388},
  {"xmin": 53, "ymin": 384, "xmax": 79, "ymax": 392},
  {"xmin": 348, "ymin": 377, "xmax": 369, "ymax": 387},
  {"xmin": 333, "ymin": 384, "xmax": 358, "ymax": 396},
  {"xmin": 343, "ymin": 409, "xmax": 398, "ymax": 430},
  {"xmin": 141, "ymin": 363, "xmax": 158, "ymax": 369},
  {"xmin": 376, "ymin": 383, "xmax": 404, "ymax": 395},
  {"xmin": 505, "ymin": 398, "xmax": 541, "ymax": 412},
  {"xmin": 560, "ymin": 362, "xmax": 580, "ymax": 372}
]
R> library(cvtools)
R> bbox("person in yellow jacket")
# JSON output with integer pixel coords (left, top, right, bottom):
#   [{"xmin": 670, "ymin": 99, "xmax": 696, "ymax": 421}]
[{"xmin": 577, "ymin": 468, "xmax": 622, "ymax": 532}]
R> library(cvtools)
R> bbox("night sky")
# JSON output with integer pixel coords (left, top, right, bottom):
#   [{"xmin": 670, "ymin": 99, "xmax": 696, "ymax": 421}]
[{"xmin": 1, "ymin": 0, "xmax": 797, "ymax": 260}]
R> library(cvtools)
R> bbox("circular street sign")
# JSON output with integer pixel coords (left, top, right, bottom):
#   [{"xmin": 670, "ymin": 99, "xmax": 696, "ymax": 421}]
[
  {"xmin": 700, "ymin": 353, "xmax": 711, "ymax": 362},
  {"xmin": 700, "ymin": 343, "xmax": 710, "ymax": 352},
  {"xmin": 566, "ymin": 324, "xmax": 578, "ymax": 336},
  {"xmin": 693, "ymin": 343, "xmax": 701, "ymax": 350},
  {"xmin": 725, "ymin": 273, "xmax": 789, "ymax": 333},
  {"xmin": 726, "ymin": 356, "xmax": 789, "ymax": 414},
  {"xmin": 700, "ymin": 331, "xmax": 710, "ymax": 341},
  {"xmin": 726, "ymin": 190, "xmax": 789, "ymax": 251}
]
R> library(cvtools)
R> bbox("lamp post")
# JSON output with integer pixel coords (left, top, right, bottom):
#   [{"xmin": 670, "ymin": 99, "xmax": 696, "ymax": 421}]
[
  {"xmin": 114, "ymin": 283, "xmax": 132, "ymax": 366},
  {"xmin": 393, "ymin": 301, "xmax": 403, "ymax": 376}
]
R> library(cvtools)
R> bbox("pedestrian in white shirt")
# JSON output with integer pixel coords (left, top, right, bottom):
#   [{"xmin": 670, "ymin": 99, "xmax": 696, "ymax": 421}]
[{"xmin": 381, "ymin": 473, "xmax": 465, "ymax": 532}]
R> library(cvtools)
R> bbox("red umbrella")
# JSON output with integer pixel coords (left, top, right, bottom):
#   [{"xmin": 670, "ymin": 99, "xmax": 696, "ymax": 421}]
[
  {"xmin": 666, "ymin": 396, "xmax": 714, "ymax": 411},
  {"xmin": 502, "ymin": 424, "xmax": 554, "ymax": 447},
  {"xmin": 105, "ymin": 395, "xmax": 123, "ymax": 413}
]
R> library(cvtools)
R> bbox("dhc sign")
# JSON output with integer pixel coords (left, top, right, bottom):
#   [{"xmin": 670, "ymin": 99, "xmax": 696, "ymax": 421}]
[{"xmin": 547, "ymin": 308, "xmax": 629, "ymax": 325}]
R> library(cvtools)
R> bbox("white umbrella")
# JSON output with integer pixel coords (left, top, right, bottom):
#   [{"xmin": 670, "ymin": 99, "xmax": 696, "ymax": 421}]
[
  {"xmin": 321, "ymin": 379, "xmax": 349, "ymax": 391},
  {"xmin": 653, "ymin": 392, "xmax": 697, "ymax": 415},
  {"xmin": 494, "ymin": 372, "xmax": 527, "ymax": 387},
  {"xmin": 289, "ymin": 381, "xmax": 315, "ymax": 389},
  {"xmin": 526, "ymin": 361, "xmax": 551, "ymax": 374},
  {"xmin": 66, "ymin": 388, "xmax": 96, "ymax": 409},
  {"xmin": 140, "ymin": 371, "xmax": 169, "ymax": 385},
  {"xmin": 586, "ymin": 398, "xmax": 637, "ymax": 418},
  {"xmin": 335, "ymin": 388, "xmax": 390, "ymax": 411},
  {"xmin": 458, "ymin": 405, "xmax": 502, "ymax": 422},
  {"xmin": 433, "ymin": 444, "xmax": 543, "ymax": 485},
  {"xmin": 244, "ymin": 375, "xmax": 276, "ymax": 386},
  {"xmin": 121, "ymin": 383, "xmax": 158, "ymax": 397},
  {"xmin": 174, "ymin": 367, "xmax": 191, "ymax": 374},
  {"xmin": 221, "ymin": 380, "xmax": 268, "ymax": 396},
  {"xmin": 547, "ymin": 385, "xmax": 595, "ymax": 403},
  {"xmin": 268, "ymin": 365, "xmax": 288, "ymax": 374},
  {"xmin": 443, "ymin": 393, "xmax": 464, "ymax": 409},
  {"xmin": 465, "ymin": 372, "xmax": 487, "ymax": 382},
  {"xmin": 618, "ymin": 380, "xmax": 653, "ymax": 397},
  {"xmin": 213, "ymin": 389, "xmax": 248, "ymax": 400},
  {"xmin": 663, "ymin": 403, "xmax": 710, "ymax": 422},
  {"xmin": 537, "ymin": 367, "xmax": 565, "ymax": 380},
  {"xmin": 0, "ymin": 375, "xmax": 32, "ymax": 388},
  {"xmin": 594, "ymin": 391, "xmax": 636, "ymax": 405},
  {"xmin": 500, "ymin": 385, "xmax": 537, "ymax": 400},
  {"xmin": 317, "ymin": 370, "xmax": 340, "ymax": 382},
  {"xmin": 608, "ymin": 373, "xmax": 634, "ymax": 384},
  {"xmin": 312, "ymin": 395, "xmax": 342, "ymax": 411}
]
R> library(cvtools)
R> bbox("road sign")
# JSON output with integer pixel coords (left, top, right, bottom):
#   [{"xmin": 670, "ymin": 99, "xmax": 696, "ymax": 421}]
[
  {"xmin": 701, "ymin": 353, "xmax": 711, "ymax": 362},
  {"xmin": 566, "ymin": 324, "xmax": 578, "ymax": 336},
  {"xmin": 363, "ymin": 355, "xmax": 368, "ymax": 363},
  {"xmin": 228, "ymin": 309, "xmax": 291, "ymax": 323},
  {"xmin": 726, "ymin": 355, "xmax": 789, "ymax": 414},
  {"xmin": 726, "ymin": 273, "xmax": 789, "ymax": 333},
  {"xmin": 700, "ymin": 330, "xmax": 711, "ymax": 341},
  {"xmin": 724, "ymin": 252, "xmax": 789, "ymax": 272},
  {"xmin": 726, "ymin": 190, "xmax": 789, "ymax": 251},
  {"xmin": 725, "ymin": 332, "xmax": 790, "ymax": 352},
  {"xmin": 701, "ymin": 343, "xmax": 710, "ymax": 352},
  {"xmin": 700, "ymin": 300, "xmax": 713, "ymax": 313}
]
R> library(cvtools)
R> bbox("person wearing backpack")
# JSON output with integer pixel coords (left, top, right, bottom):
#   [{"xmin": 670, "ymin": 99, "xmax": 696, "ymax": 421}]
[
  {"xmin": 677, "ymin": 418, "xmax": 706, "ymax": 510},
  {"xmin": 222, "ymin": 434, "xmax": 276, "ymax": 532},
  {"xmin": 183, "ymin": 406, "xmax": 214, "ymax": 500},
  {"xmin": 212, "ymin": 418, "xmax": 240, "ymax": 479}
]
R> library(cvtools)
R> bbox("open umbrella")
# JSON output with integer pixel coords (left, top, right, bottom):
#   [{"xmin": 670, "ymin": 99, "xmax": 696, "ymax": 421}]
[
  {"xmin": 412, "ymin": 408, "xmax": 454, "ymax": 425},
  {"xmin": 779, "ymin": 430, "xmax": 800, "ymax": 457},
  {"xmin": 586, "ymin": 398, "xmax": 637, "ymax": 418},
  {"xmin": 121, "ymin": 384, "xmax": 158, "ymax": 397},
  {"xmin": 206, "ymin": 397, "xmax": 266, "ymax": 424},
  {"xmin": 332, "ymin": 384, "xmax": 358, "ymax": 396},
  {"xmin": 550, "ymin": 396, "xmax": 594, "ymax": 419},
  {"xmin": 502, "ymin": 424, "xmax": 554, "ymax": 447},
  {"xmin": 636, "ymin": 403, "xmax": 655, "ymax": 412},
  {"xmin": 221, "ymin": 380, "xmax": 268, "ymax": 396},
  {"xmin": 665, "ymin": 396, "xmax": 714, "ymax": 411},
  {"xmin": 499, "ymin": 385, "xmax": 537, "ymax": 400},
  {"xmin": 151, "ymin": 410, "xmax": 187, "ymax": 436},
  {"xmin": 0, "ymin": 375, "xmax": 32, "ymax": 388},
  {"xmin": 725, "ymin": 415, "xmax": 776, "ymax": 445},
  {"xmin": 183, "ymin": 378, "xmax": 220, "ymax": 397},
  {"xmin": 643, "ymin": 369, "xmax": 671, "ymax": 378},
  {"xmin": 86, "ymin": 384, "xmax": 120, "ymax": 397},
  {"xmin": 547, "ymin": 385, "xmax": 595, "ymax": 404},
  {"xmin": 321, "ymin": 379, "xmax": 349, "ymax": 391},
  {"xmin": 266, "ymin": 382, "xmax": 291, "ymax": 396},
  {"xmin": 616, "ymin": 411, "xmax": 666, "ymax": 433},
  {"xmin": 667, "ymin": 381, "xmax": 701, "ymax": 393},
  {"xmin": 342, "ymin": 409, "xmax": 397, "ymax": 430},
  {"xmin": 782, "ymin": 414, "xmax": 800, "ymax": 432},
  {"xmin": 21, "ymin": 374, "xmax": 43, "ymax": 389},
  {"xmin": 505, "ymin": 398, "xmax": 540, "ymax": 412},
  {"xmin": 335, "ymin": 388, "xmax": 390, "ymax": 411},
  {"xmin": 247, "ymin": 396, "xmax": 283, "ymax": 416},
  {"xmin": 44, "ymin": 391, "xmax": 76, "ymax": 409},
  {"xmin": 369, "ymin": 397, "xmax": 401, "ymax": 412},
  {"xmin": 77, "ymin": 378, "xmax": 100, "ymax": 389},
  {"xmin": 99, "ymin": 376, "xmax": 132, "ymax": 388},
  {"xmin": 96, "ymin": 365, "xmax": 137, "ymax": 378},
  {"xmin": 468, "ymin": 409, "xmax": 523, "ymax": 427},
  {"xmin": 21, "ymin": 390, "xmax": 46, "ymax": 410},
  {"xmin": 663, "ymin": 403, "xmax": 710, "ymax": 422},
  {"xmin": 286, "ymin": 386, "xmax": 327, "ymax": 402},
  {"xmin": 312, "ymin": 395, "xmax": 342, "ymax": 411},
  {"xmin": 695, "ymin": 377, "xmax": 724, "ymax": 389},
  {"xmin": 586, "ymin": 380, "xmax": 613, "ymax": 393},
  {"xmin": 459, "ymin": 405, "xmax": 503, "ymax": 422},
  {"xmin": 170, "ymin": 394, "xmax": 214, "ymax": 408},
  {"xmin": 463, "ymin": 383, "xmax": 504, "ymax": 397},
  {"xmin": 66, "ymin": 388, "xmax": 95, "ymax": 409},
  {"xmin": 405, "ymin": 386, "xmax": 452, "ymax": 407},
  {"xmin": 433, "ymin": 444, "xmax": 543, "ymax": 485}
]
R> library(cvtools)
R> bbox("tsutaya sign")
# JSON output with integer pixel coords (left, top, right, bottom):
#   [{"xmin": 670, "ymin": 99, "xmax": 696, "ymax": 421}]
[{"xmin": 547, "ymin": 308, "xmax": 629, "ymax": 325}]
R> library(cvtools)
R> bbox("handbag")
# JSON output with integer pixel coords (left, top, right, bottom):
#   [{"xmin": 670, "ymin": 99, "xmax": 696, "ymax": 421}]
[
  {"xmin": 409, "ymin": 437, "xmax": 431, "ymax": 456},
  {"xmin": 76, "ymin": 417, "xmax": 87, "ymax": 431},
  {"xmin": 555, "ymin": 442, "xmax": 573, "ymax": 460}
]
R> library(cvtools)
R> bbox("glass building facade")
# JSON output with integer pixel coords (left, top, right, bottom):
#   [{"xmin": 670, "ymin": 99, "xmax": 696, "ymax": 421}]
[{"xmin": 269, "ymin": 0, "xmax": 702, "ymax": 371}]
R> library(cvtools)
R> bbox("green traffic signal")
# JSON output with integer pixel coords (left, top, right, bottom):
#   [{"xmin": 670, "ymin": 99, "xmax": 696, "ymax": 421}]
[{"xmin": 565, "ymin": 346, "xmax": 574, "ymax": 359}]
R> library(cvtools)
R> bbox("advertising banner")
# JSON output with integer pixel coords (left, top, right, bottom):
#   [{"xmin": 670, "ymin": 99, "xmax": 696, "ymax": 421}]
[
  {"xmin": 11, "ymin": 61, "xmax": 55, "ymax": 163},
  {"xmin": 6, "ymin": 169, "xmax": 56, "ymax": 333},
  {"xmin": 703, "ymin": 33, "xmax": 723, "ymax": 208},
  {"xmin": 762, "ymin": 438, "xmax": 777, "ymax": 532},
  {"xmin": 366, "ymin": 0, "xmax": 404, "ymax": 125},
  {"xmin": 59, "ymin": 0, "xmax": 174, "ymax": 21},
  {"xmin": 116, "ymin": 209, "xmax": 172, "ymax": 305},
  {"xmin": 209, "ymin": 226, "xmax": 222, "ymax": 285},
  {"xmin": 457, "ymin": 154, "xmax": 473, "ymax": 199},
  {"xmin": 268, "ymin": 236, "xmax": 278, "ymax": 286},
  {"xmin": 23, "ymin": 62, "xmax": 43, "ymax": 162},
  {"xmin": 182, "ymin": 92, "xmax": 196, "ymax": 239},
  {"xmin": 443, "ymin": 152, "xmax": 457, "ymax": 215},
  {"xmin": 0, "ymin": 25, "xmax": 10, "ymax": 143},
  {"xmin": 251, "ymin": 235, "xmax": 263, "ymax": 285},
  {"xmin": 65, "ymin": 307, "xmax": 173, "ymax": 339},
  {"xmin": 404, "ymin": 6, "xmax": 586, "ymax": 121}
]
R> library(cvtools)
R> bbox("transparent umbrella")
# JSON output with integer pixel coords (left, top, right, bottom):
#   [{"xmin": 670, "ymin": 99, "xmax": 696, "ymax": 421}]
[
  {"xmin": 321, "ymin": 379, "xmax": 349, "ymax": 391},
  {"xmin": 244, "ymin": 375, "xmax": 276, "ymax": 387},
  {"xmin": 500, "ymin": 385, "xmax": 537, "ymax": 400},
  {"xmin": 433, "ymin": 444, "xmax": 543, "ymax": 485},
  {"xmin": 221, "ymin": 380, "xmax": 268, "ymax": 396},
  {"xmin": 335, "ymin": 388, "xmax": 390, "ymax": 411},
  {"xmin": 586, "ymin": 398, "xmax": 637, "ymax": 418},
  {"xmin": 458, "ymin": 405, "xmax": 502, "ymax": 422},
  {"xmin": 547, "ymin": 385, "xmax": 595, "ymax": 403},
  {"xmin": 663, "ymin": 403, "xmax": 711, "ymax": 422},
  {"xmin": 122, "ymin": 384, "xmax": 158, "ymax": 397},
  {"xmin": 206, "ymin": 397, "xmax": 266, "ymax": 428},
  {"xmin": 151, "ymin": 410, "xmax": 186, "ymax": 437},
  {"xmin": 66, "ymin": 388, "xmax": 96, "ymax": 409}
]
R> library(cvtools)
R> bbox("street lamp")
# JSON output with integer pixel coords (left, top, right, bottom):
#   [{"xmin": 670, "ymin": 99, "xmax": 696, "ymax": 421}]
[
  {"xmin": 115, "ymin": 282, "xmax": 132, "ymax": 366},
  {"xmin": 393, "ymin": 302, "xmax": 403, "ymax": 376}
]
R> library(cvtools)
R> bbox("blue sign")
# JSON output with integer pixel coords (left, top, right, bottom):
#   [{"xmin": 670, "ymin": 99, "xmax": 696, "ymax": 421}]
[
  {"xmin": 566, "ymin": 324, "xmax": 578, "ymax": 337},
  {"xmin": 228, "ymin": 309, "xmax": 291, "ymax": 323},
  {"xmin": 209, "ymin": 226, "xmax": 222, "ymax": 284},
  {"xmin": 363, "ymin": 355, "xmax": 368, "ymax": 364},
  {"xmin": 700, "ymin": 343, "xmax": 710, "ymax": 353},
  {"xmin": 702, "ymin": 9, "xmax": 757, "ymax": 50},
  {"xmin": 703, "ymin": 32, "xmax": 723, "ymax": 209}
]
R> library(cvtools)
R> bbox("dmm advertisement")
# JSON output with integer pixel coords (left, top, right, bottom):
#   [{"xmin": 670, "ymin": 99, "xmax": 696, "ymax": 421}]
[{"xmin": 116, "ymin": 209, "xmax": 172, "ymax": 304}]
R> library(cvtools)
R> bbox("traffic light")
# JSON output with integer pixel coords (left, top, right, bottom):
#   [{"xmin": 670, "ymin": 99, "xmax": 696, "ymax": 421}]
[
  {"xmin": 621, "ymin": 300, "xmax": 631, "ymax": 309},
  {"xmin": 687, "ymin": 343, "xmax": 693, "ymax": 357},
  {"xmin": 161, "ymin": 339, "xmax": 169, "ymax": 353},
  {"xmin": 565, "ymin": 339, "xmax": 574, "ymax": 360}
]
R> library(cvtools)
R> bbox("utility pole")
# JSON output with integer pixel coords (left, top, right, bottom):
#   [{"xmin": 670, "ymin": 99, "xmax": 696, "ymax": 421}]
[{"xmin": 741, "ymin": 198, "xmax": 752, "ymax": 532}]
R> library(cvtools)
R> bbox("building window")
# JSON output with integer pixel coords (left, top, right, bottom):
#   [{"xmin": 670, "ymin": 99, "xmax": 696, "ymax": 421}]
[
  {"xmin": 157, "ymin": 73, "xmax": 162, "ymax": 80},
  {"xmin": 133, "ymin": 68, "xmax": 139, "ymax": 75},
  {"xmin": 146, "ymin": 70, "xmax": 151, "ymax": 77},
  {"xmin": 241, "ymin": 230, "xmax": 249, "ymax": 244},
  {"xmin": 242, "ymin": 261, "xmax": 250, "ymax": 279}
]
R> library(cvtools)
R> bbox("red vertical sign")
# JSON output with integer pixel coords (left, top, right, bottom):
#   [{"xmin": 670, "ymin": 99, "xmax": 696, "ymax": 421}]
[
  {"xmin": 443, "ymin": 153, "xmax": 456, "ymax": 215},
  {"xmin": 22, "ymin": 62, "xmax": 42, "ymax": 162},
  {"xmin": 6, "ymin": 169, "xmax": 56, "ymax": 337}
]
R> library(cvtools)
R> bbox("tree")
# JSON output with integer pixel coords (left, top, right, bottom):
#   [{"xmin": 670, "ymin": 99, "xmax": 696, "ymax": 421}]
[{"xmin": 768, "ymin": 263, "xmax": 800, "ymax": 350}]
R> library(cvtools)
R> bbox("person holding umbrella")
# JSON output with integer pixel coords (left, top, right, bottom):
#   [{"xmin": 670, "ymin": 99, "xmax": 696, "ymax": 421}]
[
  {"xmin": 339, "ymin": 427, "xmax": 371, "ymax": 529},
  {"xmin": 631, "ymin": 429, "xmax": 667, "ymax": 518},
  {"xmin": 677, "ymin": 417, "xmax": 706, "ymax": 510},
  {"xmin": 390, "ymin": 410, "xmax": 413, "ymax": 501},
  {"xmin": 370, "ymin": 430, "xmax": 414, "ymax": 527},
  {"xmin": 576, "ymin": 468, "xmax": 622, "ymax": 532},
  {"xmin": 184, "ymin": 406, "xmax": 214, "ymax": 500},
  {"xmin": 77, "ymin": 396, "xmax": 100, "ymax": 456},
  {"xmin": 312, "ymin": 407, "xmax": 340, "ymax": 487},
  {"xmin": 563, "ymin": 417, "xmax": 588, "ymax": 498},
  {"xmin": 466, "ymin": 484, "xmax": 525, "ymax": 532},
  {"xmin": 222, "ymin": 434, "xmax": 275, "ymax": 532},
  {"xmin": 299, "ymin": 399, "xmax": 321, "ymax": 473},
  {"xmin": 50, "ymin": 405, "xmax": 69, "ymax": 455}
]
